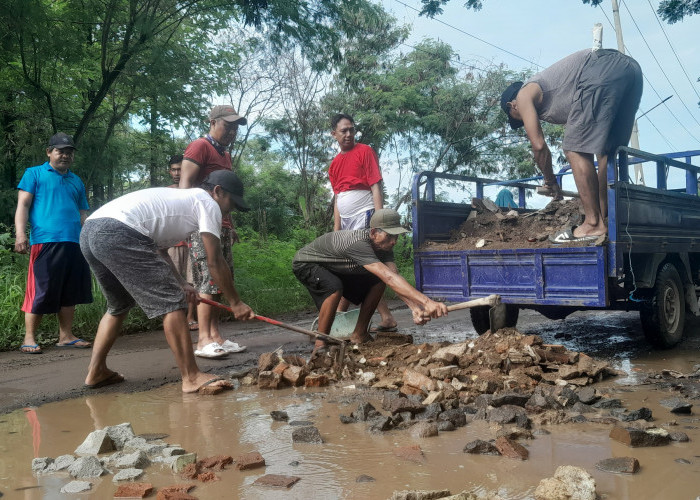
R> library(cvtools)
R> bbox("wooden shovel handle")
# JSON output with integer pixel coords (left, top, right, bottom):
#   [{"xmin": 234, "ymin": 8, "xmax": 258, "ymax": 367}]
[{"xmin": 446, "ymin": 294, "xmax": 501, "ymax": 312}]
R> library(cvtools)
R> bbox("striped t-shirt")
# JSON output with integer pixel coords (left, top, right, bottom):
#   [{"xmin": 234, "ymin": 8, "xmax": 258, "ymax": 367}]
[{"xmin": 293, "ymin": 229, "xmax": 394, "ymax": 274}]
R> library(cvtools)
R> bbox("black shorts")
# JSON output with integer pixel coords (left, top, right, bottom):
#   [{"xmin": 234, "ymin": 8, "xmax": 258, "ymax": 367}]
[
  {"xmin": 22, "ymin": 242, "xmax": 93, "ymax": 314},
  {"xmin": 292, "ymin": 262, "xmax": 383, "ymax": 310}
]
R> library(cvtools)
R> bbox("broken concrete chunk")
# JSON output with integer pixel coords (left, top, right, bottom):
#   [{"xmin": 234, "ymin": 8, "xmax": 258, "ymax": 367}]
[
  {"xmin": 609, "ymin": 426, "xmax": 670, "ymax": 447},
  {"xmin": 291, "ymin": 426, "xmax": 324, "ymax": 444},
  {"xmin": 113, "ymin": 468, "xmax": 144, "ymax": 482},
  {"xmin": 31, "ymin": 457, "xmax": 54, "ymax": 473},
  {"xmin": 659, "ymin": 398, "xmax": 692, "ymax": 414},
  {"xmin": 595, "ymin": 457, "xmax": 640, "ymax": 474},
  {"xmin": 75, "ymin": 429, "xmax": 115, "ymax": 455},
  {"xmin": 411, "ymin": 421, "xmax": 439, "ymax": 439},
  {"xmin": 463, "ymin": 439, "xmax": 500, "ymax": 455},
  {"xmin": 170, "ymin": 453, "xmax": 197, "ymax": 473},
  {"xmin": 49, "ymin": 454, "xmax": 76, "ymax": 472},
  {"xmin": 60, "ymin": 480, "xmax": 92, "ymax": 494},
  {"xmin": 104, "ymin": 423, "xmax": 136, "ymax": 449},
  {"xmin": 116, "ymin": 450, "xmax": 150, "ymax": 469},
  {"xmin": 68, "ymin": 456, "xmax": 107, "ymax": 478},
  {"xmin": 535, "ymin": 465, "xmax": 596, "ymax": 500}
]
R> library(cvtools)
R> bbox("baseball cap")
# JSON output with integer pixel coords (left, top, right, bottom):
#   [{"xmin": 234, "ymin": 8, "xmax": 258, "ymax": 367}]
[
  {"xmin": 204, "ymin": 170, "xmax": 250, "ymax": 212},
  {"xmin": 48, "ymin": 132, "xmax": 76, "ymax": 150},
  {"xmin": 370, "ymin": 208, "xmax": 409, "ymax": 235},
  {"xmin": 500, "ymin": 82, "xmax": 524, "ymax": 130},
  {"xmin": 208, "ymin": 105, "xmax": 247, "ymax": 125}
]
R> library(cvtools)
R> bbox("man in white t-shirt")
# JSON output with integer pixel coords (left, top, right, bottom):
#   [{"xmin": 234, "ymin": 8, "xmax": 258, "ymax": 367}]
[{"xmin": 79, "ymin": 170, "xmax": 254, "ymax": 394}]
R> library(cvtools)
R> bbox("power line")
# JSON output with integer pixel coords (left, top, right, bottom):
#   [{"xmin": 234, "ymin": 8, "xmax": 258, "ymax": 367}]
[
  {"xmin": 621, "ymin": 1, "xmax": 700, "ymax": 130},
  {"xmin": 645, "ymin": 0, "xmax": 700, "ymax": 103},
  {"xmin": 597, "ymin": 4, "xmax": 697, "ymax": 145},
  {"xmin": 392, "ymin": 0, "xmax": 543, "ymax": 69}
]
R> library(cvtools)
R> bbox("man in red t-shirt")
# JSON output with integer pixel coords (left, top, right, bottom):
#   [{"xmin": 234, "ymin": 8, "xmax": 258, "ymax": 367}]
[
  {"xmin": 180, "ymin": 105, "xmax": 250, "ymax": 358},
  {"xmin": 328, "ymin": 113, "xmax": 398, "ymax": 332}
]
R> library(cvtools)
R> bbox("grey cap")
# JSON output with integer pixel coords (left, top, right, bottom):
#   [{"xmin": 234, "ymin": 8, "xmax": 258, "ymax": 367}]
[
  {"xmin": 48, "ymin": 132, "xmax": 76, "ymax": 150},
  {"xmin": 370, "ymin": 208, "xmax": 409, "ymax": 235}
]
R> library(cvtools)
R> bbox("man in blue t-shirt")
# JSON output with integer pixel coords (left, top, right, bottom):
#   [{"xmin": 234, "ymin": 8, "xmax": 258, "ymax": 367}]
[{"xmin": 14, "ymin": 132, "xmax": 93, "ymax": 354}]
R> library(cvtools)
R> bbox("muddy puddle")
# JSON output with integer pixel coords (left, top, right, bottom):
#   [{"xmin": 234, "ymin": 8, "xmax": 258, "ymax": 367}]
[{"xmin": 1, "ymin": 374, "xmax": 699, "ymax": 499}]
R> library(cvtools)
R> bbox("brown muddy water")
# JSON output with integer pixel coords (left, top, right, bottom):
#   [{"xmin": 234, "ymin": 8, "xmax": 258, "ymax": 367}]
[
  {"xmin": 1, "ymin": 310, "xmax": 699, "ymax": 499},
  {"xmin": 1, "ymin": 376, "xmax": 699, "ymax": 499}
]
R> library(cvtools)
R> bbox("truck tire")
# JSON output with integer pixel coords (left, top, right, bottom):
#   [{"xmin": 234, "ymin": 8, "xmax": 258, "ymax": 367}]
[
  {"xmin": 470, "ymin": 304, "xmax": 519, "ymax": 335},
  {"xmin": 639, "ymin": 262, "xmax": 685, "ymax": 348}
]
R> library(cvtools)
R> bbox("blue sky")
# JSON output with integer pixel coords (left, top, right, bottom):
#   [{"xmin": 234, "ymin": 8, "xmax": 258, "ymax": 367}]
[{"xmin": 378, "ymin": 0, "xmax": 700, "ymax": 203}]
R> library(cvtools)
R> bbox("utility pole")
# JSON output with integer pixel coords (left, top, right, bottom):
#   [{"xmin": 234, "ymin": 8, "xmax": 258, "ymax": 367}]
[{"xmin": 611, "ymin": 0, "xmax": 644, "ymax": 184}]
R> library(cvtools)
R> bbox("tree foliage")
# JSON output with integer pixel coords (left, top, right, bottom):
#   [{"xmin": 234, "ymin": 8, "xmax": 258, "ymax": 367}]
[{"xmin": 420, "ymin": 0, "xmax": 699, "ymax": 23}]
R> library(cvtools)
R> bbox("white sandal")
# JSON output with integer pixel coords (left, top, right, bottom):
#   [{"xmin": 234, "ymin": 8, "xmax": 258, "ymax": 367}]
[
  {"xmin": 220, "ymin": 339, "xmax": 246, "ymax": 353},
  {"xmin": 194, "ymin": 342, "xmax": 228, "ymax": 359}
]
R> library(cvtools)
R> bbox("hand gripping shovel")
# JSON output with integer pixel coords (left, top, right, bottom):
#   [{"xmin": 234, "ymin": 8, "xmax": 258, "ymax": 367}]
[
  {"xmin": 198, "ymin": 297, "xmax": 349, "ymax": 371},
  {"xmin": 443, "ymin": 294, "xmax": 506, "ymax": 332}
]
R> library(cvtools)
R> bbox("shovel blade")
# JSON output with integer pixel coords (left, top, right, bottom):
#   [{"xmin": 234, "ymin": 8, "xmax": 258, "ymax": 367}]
[{"xmin": 488, "ymin": 303, "xmax": 508, "ymax": 332}]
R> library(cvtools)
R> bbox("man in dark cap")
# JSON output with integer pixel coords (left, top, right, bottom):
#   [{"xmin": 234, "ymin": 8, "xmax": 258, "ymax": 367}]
[
  {"xmin": 293, "ymin": 208, "xmax": 447, "ymax": 353},
  {"xmin": 180, "ymin": 105, "xmax": 249, "ymax": 357},
  {"xmin": 14, "ymin": 132, "xmax": 93, "ymax": 354},
  {"xmin": 80, "ymin": 170, "xmax": 254, "ymax": 393},
  {"xmin": 501, "ymin": 49, "xmax": 642, "ymax": 242}
]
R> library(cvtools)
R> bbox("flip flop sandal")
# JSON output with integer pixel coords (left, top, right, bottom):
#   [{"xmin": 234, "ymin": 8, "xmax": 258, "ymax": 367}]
[
  {"xmin": 56, "ymin": 338, "xmax": 92, "ymax": 348},
  {"xmin": 369, "ymin": 325, "xmax": 398, "ymax": 333},
  {"xmin": 194, "ymin": 342, "xmax": 229, "ymax": 359},
  {"xmin": 549, "ymin": 227, "xmax": 599, "ymax": 243},
  {"xmin": 20, "ymin": 344, "xmax": 42, "ymax": 354},
  {"xmin": 188, "ymin": 321, "xmax": 199, "ymax": 331},
  {"xmin": 220, "ymin": 339, "xmax": 246, "ymax": 353}
]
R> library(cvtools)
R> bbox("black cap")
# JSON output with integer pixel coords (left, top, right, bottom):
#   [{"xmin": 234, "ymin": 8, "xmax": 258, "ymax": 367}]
[
  {"xmin": 48, "ymin": 132, "xmax": 76, "ymax": 150},
  {"xmin": 204, "ymin": 170, "xmax": 250, "ymax": 212},
  {"xmin": 500, "ymin": 82, "xmax": 524, "ymax": 130}
]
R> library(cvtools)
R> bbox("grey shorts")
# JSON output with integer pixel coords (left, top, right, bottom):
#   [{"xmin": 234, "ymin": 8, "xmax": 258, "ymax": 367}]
[
  {"xmin": 80, "ymin": 218, "xmax": 187, "ymax": 319},
  {"xmin": 189, "ymin": 226, "xmax": 233, "ymax": 295},
  {"xmin": 564, "ymin": 49, "xmax": 643, "ymax": 156}
]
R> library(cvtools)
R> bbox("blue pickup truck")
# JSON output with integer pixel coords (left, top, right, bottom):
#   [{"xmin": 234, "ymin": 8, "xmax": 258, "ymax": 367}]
[{"xmin": 411, "ymin": 147, "xmax": 700, "ymax": 348}]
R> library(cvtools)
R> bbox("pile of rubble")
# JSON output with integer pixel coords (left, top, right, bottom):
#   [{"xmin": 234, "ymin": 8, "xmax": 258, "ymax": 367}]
[
  {"xmin": 29, "ymin": 422, "xmax": 279, "ymax": 498},
  {"xmin": 420, "ymin": 197, "xmax": 598, "ymax": 251}
]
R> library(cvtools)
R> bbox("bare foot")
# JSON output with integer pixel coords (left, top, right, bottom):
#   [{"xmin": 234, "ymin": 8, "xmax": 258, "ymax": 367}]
[
  {"xmin": 182, "ymin": 373, "xmax": 233, "ymax": 393},
  {"xmin": 572, "ymin": 223, "xmax": 607, "ymax": 238},
  {"xmin": 85, "ymin": 370, "xmax": 125, "ymax": 389},
  {"xmin": 350, "ymin": 334, "xmax": 373, "ymax": 345}
]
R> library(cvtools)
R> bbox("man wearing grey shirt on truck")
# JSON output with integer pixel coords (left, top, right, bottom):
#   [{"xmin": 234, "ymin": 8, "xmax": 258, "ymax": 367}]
[{"xmin": 501, "ymin": 49, "xmax": 642, "ymax": 243}]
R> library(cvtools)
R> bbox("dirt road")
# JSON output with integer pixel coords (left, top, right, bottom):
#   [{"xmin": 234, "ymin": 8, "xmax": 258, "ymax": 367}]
[{"xmin": 1, "ymin": 302, "xmax": 698, "ymax": 414}]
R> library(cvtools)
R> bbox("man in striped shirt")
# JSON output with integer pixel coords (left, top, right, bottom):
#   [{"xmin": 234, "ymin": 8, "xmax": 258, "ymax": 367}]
[{"xmin": 293, "ymin": 208, "xmax": 447, "ymax": 353}]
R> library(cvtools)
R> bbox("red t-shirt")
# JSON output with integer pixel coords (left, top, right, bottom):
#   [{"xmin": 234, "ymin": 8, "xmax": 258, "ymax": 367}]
[
  {"xmin": 183, "ymin": 137, "xmax": 233, "ymax": 228},
  {"xmin": 328, "ymin": 143, "xmax": 383, "ymax": 194}
]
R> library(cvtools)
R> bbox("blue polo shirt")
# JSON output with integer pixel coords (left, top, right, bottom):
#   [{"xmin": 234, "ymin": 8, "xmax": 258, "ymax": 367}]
[{"xmin": 17, "ymin": 162, "xmax": 90, "ymax": 245}]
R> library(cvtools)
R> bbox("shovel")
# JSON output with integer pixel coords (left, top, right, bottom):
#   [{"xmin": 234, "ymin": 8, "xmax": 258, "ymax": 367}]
[
  {"xmin": 443, "ymin": 294, "xmax": 506, "ymax": 332},
  {"xmin": 198, "ymin": 297, "xmax": 349, "ymax": 371}
]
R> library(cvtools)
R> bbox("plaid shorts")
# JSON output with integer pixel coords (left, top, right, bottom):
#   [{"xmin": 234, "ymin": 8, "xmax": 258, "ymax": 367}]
[{"xmin": 188, "ymin": 226, "xmax": 233, "ymax": 295}]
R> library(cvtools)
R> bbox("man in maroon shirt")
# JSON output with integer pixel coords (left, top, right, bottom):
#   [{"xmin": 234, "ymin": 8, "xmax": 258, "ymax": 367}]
[{"xmin": 180, "ymin": 105, "xmax": 249, "ymax": 358}]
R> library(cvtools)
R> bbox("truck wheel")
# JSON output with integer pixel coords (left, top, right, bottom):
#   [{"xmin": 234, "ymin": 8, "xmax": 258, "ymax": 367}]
[
  {"xmin": 639, "ymin": 262, "xmax": 685, "ymax": 348},
  {"xmin": 470, "ymin": 304, "xmax": 519, "ymax": 335}
]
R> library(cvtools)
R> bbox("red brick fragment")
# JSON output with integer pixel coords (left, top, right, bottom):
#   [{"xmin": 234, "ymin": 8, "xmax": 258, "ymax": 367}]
[
  {"xmin": 304, "ymin": 374, "xmax": 329, "ymax": 387},
  {"xmin": 156, "ymin": 484, "xmax": 197, "ymax": 500},
  {"xmin": 494, "ymin": 436, "xmax": 529, "ymax": 460},
  {"xmin": 236, "ymin": 451, "xmax": 266, "ymax": 470},
  {"xmin": 253, "ymin": 474, "xmax": 301, "ymax": 488},
  {"xmin": 196, "ymin": 472, "xmax": 219, "ymax": 482},
  {"xmin": 114, "ymin": 482, "xmax": 153, "ymax": 498},
  {"xmin": 179, "ymin": 463, "xmax": 201, "ymax": 480},
  {"xmin": 198, "ymin": 455, "xmax": 233, "ymax": 470}
]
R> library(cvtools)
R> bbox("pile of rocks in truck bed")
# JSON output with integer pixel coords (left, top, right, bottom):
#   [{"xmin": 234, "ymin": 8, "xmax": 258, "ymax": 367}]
[{"xmin": 420, "ymin": 197, "xmax": 600, "ymax": 251}]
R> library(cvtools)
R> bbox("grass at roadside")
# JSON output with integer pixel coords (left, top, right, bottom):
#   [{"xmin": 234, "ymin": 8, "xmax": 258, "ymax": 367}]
[{"xmin": 0, "ymin": 227, "xmax": 416, "ymax": 351}]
